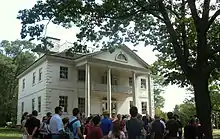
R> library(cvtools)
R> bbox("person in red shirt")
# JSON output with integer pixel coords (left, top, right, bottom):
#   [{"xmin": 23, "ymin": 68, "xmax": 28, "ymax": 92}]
[
  {"xmin": 84, "ymin": 116, "xmax": 93, "ymax": 136},
  {"xmin": 86, "ymin": 115, "xmax": 103, "ymax": 139}
]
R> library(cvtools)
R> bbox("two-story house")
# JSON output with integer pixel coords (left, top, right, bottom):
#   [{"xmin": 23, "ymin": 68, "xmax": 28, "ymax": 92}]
[{"xmin": 17, "ymin": 45, "xmax": 154, "ymax": 124}]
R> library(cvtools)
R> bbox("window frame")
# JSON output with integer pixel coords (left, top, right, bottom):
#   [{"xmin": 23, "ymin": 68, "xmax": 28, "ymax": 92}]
[
  {"xmin": 32, "ymin": 98, "xmax": 35, "ymax": 112},
  {"xmin": 60, "ymin": 66, "xmax": 68, "ymax": 79},
  {"xmin": 21, "ymin": 102, "xmax": 24, "ymax": 114},
  {"xmin": 38, "ymin": 96, "xmax": 41, "ymax": 113},
  {"xmin": 78, "ymin": 97, "xmax": 85, "ymax": 113},
  {"xmin": 140, "ymin": 78, "xmax": 147, "ymax": 89},
  {"xmin": 78, "ymin": 70, "xmax": 86, "ymax": 81},
  {"xmin": 32, "ymin": 72, "xmax": 36, "ymax": 85},
  {"xmin": 129, "ymin": 77, "xmax": 133, "ymax": 86},
  {"xmin": 22, "ymin": 79, "xmax": 25, "ymax": 90},
  {"xmin": 39, "ymin": 68, "xmax": 42, "ymax": 81},
  {"xmin": 59, "ymin": 96, "xmax": 68, "ymax": 113},
  {"xmin": 141, "ymin": 102, "xmax": 147, "ymax": 114}
]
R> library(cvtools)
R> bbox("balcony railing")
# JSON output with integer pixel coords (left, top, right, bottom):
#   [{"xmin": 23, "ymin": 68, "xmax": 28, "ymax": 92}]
[{"xmin": 77, "ymin": 82, "xmax": 132, "ymax": 94}]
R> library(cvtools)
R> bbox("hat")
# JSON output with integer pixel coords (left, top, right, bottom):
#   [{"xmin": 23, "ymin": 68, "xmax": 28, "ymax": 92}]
[{"xmin": 102, "ymin": 111, "xmax": 109, "ymax": 116}]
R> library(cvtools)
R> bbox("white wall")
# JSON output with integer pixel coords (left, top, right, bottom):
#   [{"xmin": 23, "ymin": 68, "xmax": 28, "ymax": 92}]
[
  {"xmin": 17, "ymin": 54, "xmax": 154, "ymax": 123},
  {"xmin": 17, "ymin": 60, "xmax": 48, "ymax": 124},
  {"xmin": 46, "ymin": 59, "xmax": 77, "ymax": 90}
]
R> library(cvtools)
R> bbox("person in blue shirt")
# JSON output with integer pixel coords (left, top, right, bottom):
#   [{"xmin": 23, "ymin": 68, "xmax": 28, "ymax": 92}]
[
  {"xmin": 69, "ymin": 108, "xmax": 83, "ymax": 139},
  {"xmin": 100, "ymin": 111, "xmax": 112, "ymax": 137}
]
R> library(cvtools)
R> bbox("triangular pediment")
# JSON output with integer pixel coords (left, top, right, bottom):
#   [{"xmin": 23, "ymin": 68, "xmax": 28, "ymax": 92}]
[{"xmin": 92, "ymin": 46, "xmax": 149, "ymax": 69}]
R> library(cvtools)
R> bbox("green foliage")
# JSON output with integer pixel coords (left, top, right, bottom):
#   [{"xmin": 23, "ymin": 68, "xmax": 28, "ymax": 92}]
[
  {"xmin": 152, "ymin": 74, "xmax": 165, "ymax": 109},
  {"xmin": 173, "ymin": 103, "xmax": 196, "ymax": 126},
  {"xmin": 155, "ymin": 108, "xmax": 167, "ymax": 120},
  {"xmin": 0, "ymin": 40, "xmax": 36, "ymax": 125}
]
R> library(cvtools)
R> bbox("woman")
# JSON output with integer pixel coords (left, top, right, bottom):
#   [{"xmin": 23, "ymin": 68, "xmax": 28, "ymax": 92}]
[
  {"xmin": 108, "ymin": 121, "xmax": 125, "ymax": 139},
  {"xmin": 21, "ymin": 112, "xmax": 29, "ymax": 139},
  {"xmin": 86, "ymin": 116, "xmax": 102, "ymax": 139},
  {"xmin": 21, "ymin": 112, "xmax": 29, "ymax": 129},
  {"xmin": 84, "ymin": 116, "xmax": 93, "ymax": 136}
]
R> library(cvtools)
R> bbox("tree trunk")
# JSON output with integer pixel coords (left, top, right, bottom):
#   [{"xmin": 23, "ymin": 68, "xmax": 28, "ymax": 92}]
[{"xmin": 193, "ymin": 74, "xmax": 213, "ymax": 139}]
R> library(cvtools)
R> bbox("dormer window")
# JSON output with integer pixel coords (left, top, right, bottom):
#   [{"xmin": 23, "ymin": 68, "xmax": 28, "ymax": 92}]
[{"xmin": 115, "ymin": 52, "xmax": 128, "ymax": 62}]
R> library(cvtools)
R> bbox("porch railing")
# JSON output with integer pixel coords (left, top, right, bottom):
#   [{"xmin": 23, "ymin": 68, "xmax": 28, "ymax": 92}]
[{"xmin": 77, "ymin": 82, "xmax": 132, "ymax": 94}]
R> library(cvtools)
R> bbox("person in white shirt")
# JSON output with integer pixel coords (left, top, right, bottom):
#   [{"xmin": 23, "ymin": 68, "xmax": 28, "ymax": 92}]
[{"xmin": 50, "ymin": 106, "xmax": 64, "ymax": 139}]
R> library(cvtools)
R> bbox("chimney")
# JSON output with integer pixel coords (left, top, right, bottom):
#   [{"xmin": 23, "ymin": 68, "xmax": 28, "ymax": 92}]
[{"xmin": 46, "ymin": 36, "xmax": 61, "ymax": 52}]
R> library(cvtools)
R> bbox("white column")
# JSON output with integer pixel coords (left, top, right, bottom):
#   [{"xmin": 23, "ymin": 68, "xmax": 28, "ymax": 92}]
[
  {"xmin": 107, "ymin": 68, "xmax": 112, "ymax": 116},
  {"xmin": 147, "ymin": 74, "xmax": 153, "ymax": 117},
  {"xmin": 132, "ymin": 71, "xmax": 137, "ymax": 107},
  {"xmin": 85, "ymin": 63, "xmax": 90, "ymax": 117}
]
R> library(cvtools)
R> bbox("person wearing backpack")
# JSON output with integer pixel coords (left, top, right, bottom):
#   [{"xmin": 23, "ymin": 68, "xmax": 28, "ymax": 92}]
[
  {"xmin": 68, "ymin": 108, "xmax": 83, "ymax": 139},
  {"xmin": 39, "ymin": 116, "xmax": 51, "ymax": 139}
]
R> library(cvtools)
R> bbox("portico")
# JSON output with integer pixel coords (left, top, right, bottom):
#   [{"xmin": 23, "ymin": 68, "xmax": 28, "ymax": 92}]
[{"xmin": 77, "ymin": 58, "xmax": 151, "ymax": 117}]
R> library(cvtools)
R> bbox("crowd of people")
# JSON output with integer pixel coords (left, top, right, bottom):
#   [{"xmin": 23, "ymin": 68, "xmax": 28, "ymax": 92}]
[{"xmin": 21, "ymin": 106, "xmax": 204, "ymax": 139}]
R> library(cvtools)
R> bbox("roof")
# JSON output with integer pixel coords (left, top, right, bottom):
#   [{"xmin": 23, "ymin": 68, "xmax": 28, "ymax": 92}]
[
  {"xmin": 74, "ymin": 45, "xmax": 150, "ymax": 68},
  {"xmin": 17, "ymin": 45, "xmax": 150, "ymax": 78}
]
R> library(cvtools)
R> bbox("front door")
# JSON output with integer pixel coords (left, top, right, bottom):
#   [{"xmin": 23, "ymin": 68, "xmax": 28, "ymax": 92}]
[{"xmin": 102, "ymin": 100, "xmax": 117, "ymax": 114}]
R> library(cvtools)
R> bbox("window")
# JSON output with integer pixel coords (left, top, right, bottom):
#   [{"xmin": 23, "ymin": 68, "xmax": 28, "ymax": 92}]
[
  {"xmin": 32, "ymin": 98, "xmax": 35, "ymax": 111},
  {"xmin": 32, "ymin": 72, "xmax": 36, "ymax": 85},
  {"xmin": 38, "ymin": 96, "xmax": 41, "ymax": 113},
  {"xmin": 141, "ymin": 79, "xmax": 146, "ymax": 89},
  {"xmin": 116, "ymin": 53, "xmax": 128, "ymax": 62},
  {"xmin": 78, "ymin": 70, "xmax": 85, "ymax": 81},
  {"xmin": 59, "ymin": 96, "xmax": 68, "ymax": 112},
  {"xmin": 60, "ymin": 66, "xmax": 68, "ymax": 79},
  {"xmin": 22, "ymin": 79, "xmax": 25, "ymax": 89},
  {"xmin": 141, "ymin": 102, "xmax": 147, "ymax": 114},
  {"xmin": 102, "ymin": 75, "xmax": 107, "ymax": 84},
  {"xmin": 21, "ymin": 102, "xmax": 24, "ymax": 114},
  {"xmin": 129, "ymin": 77, "xmax": 133, "ymax": 86},
  {"xmin": 78, "ymin": 97, "xmax": 85, "ymax": 113},
  {"xmin": 129, "ymin": 101, "xmax": 133, "ymax": 107},
  {"xmin": 39, "ymin": 68, "xmax": 42, "ymax": 81}
]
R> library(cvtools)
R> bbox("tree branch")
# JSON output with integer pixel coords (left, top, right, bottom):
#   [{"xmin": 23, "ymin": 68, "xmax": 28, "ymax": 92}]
[
  {"xmin": 207, "ymin": 45, "xmax": 220, "ymax": 58},
  {"xmin": 202, "ymin": 0, "xmax": 211, "ymax": 21},
  {"xmin": 134, "ymin": 0, "xmax": 166, "ymax": 22},
  {"xmin": 205, "ymin": 55, "xmax": 220, "ymax": 72},
  {"xmin": 181, "ymin": 0, "xmax": 189, "ymax": 62},
  {"xmin": 187, "ymin": 0, "xmax": 200, "ymax": 30},
  {"xmin": 207, "ymin": 9, "xmax": 220, "ymax": 30},
  {"xmin": 158, "ymin": 0, "xmax": 194, "ymax": 77}
]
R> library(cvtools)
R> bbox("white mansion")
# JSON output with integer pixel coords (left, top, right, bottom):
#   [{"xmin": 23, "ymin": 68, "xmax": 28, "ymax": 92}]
[{"xmin": 17, "ymin": 44, "xmax": 155, "ymax": 124}]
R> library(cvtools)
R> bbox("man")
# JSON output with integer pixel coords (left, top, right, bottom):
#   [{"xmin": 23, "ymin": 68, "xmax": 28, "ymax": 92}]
[
  {"xmin": 126, "ymin": 106, "xmax": 144, "ymax": 139},
  {"xmin": 174, "ymin": 114, "xmax": 183, "ymax": 139},
  {"xmin": 165, "ymin": 112, "xmax": 180, "ymax": 139},
  {"xmin": 24, "ymin": 110, "xmax": 41, "ymax": 139},
  {"xmin": 100, "ymin": 111, "xmax": 112, "ymax": 138},
  {"xmin": 50, "ymin": 106, "xmax": 64, "ymax": 139},
  {"xmin": 151, "ymin": 115, "xmax": 165, "ymax": 139},
  {"xmin": 69, "ymin": 108, "xmax": 83, "ymax": 139}
]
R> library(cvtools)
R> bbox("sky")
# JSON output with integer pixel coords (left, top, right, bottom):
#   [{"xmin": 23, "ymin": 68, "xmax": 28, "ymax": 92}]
[{"xmin": 0, "ymin": 0, "xmax": 190, "ymax": 112}]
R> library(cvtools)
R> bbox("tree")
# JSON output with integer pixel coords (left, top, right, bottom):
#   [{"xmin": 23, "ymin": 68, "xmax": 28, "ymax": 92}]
[
  {"xmin": 0, "ymin": 40, "xmax": 36, "ymax": 125},
  {"xmin": 152, "ymin": 63, "xmax": 165, "ymax": 109},
  {"xmin": 17, "ymin": 0, "xmax": 220, "ymax": 138},
  {"xmin": 173, "ymin": 103, "xmax": 196, "ymax": 126}
]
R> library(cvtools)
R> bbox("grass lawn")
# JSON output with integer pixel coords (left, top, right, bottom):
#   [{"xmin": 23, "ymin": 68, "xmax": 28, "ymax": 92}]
[
  {"xmin": 0, "ymin": 128, "xmax": 22, "ymax": 139},
  {"xmin": 0, "ymin": 128, "xmax": 219, "ymax": 139}
]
